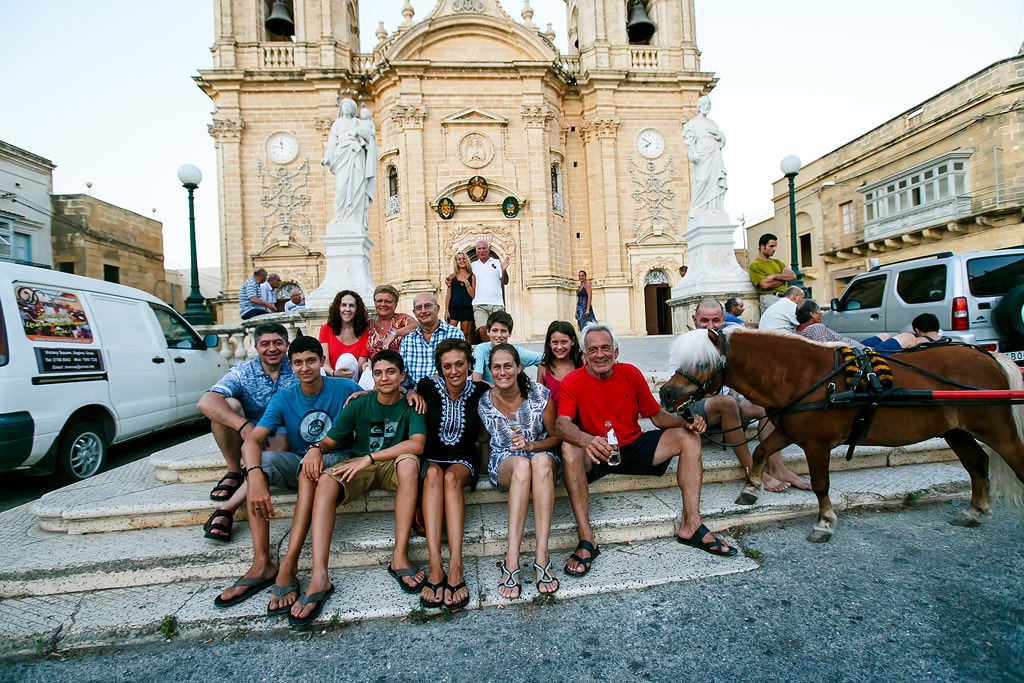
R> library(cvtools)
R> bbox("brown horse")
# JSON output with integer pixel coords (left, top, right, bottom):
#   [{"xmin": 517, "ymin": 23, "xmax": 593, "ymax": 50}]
[{"xmin": 660, "ymin": 327, "xmax": 1024, "ymax": 542}]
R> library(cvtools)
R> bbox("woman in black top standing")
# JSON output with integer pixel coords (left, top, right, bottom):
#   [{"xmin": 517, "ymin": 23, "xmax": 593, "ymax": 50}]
[{"xmin": 416, "ymin": 338, "xmax": 488, "ymax": 610}]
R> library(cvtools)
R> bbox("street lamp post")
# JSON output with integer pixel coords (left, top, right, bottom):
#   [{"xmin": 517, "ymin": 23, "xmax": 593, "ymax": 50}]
[
  {"xmin": 779, "ymin": 154, "xmax": 805, "ymax": 291},
  {"xmin": 177, "ymin": 164, "xmax": 213, "ymax": 325}
]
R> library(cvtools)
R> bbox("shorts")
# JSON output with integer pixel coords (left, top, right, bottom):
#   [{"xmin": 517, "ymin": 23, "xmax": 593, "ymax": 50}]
[
  {"xmin": 473, "ymin": 303, "xmax": 505, "ymax": 329},
  {"xmin": 258, "ymin": 450, "xmax": 348, "ymax": 490},
  {"xmin": 862, "ymin": 336, "xmax": 902, "ymax": 352},
  {"xmin": 689, "ymin": 392, "xmax": 743, "ymax": 423},
  {"xmin": 588, "ymin": 429, "xmax": 671, "ymax": 483},
  {"xmin": 241, "ymin": 308, "xmax": 269, "ymax": 320},
  {"xmin": 330, "ymin": 452, "xmax": 420, "ymax": 505},
  {"xmin": 448, "ymin": 306, "xmax": 474, "ymax": 323}
]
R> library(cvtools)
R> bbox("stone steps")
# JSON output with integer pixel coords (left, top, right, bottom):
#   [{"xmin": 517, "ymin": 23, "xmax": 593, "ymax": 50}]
[
  {"xmin": 35, "ymin": 433, "xmax": 955, "ymax": 534},
  {"xmin": 3, "ymin": 460, "xmax": 970, "ymax": 599}
]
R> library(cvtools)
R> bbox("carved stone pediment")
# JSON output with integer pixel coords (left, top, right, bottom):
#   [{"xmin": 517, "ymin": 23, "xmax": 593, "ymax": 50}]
[{"xmin": 440, "ymin": 107, "xmax": 509, "ymax": 126}]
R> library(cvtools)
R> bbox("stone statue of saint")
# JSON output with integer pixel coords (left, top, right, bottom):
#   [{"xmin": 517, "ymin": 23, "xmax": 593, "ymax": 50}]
[
  {"xmin": 321, "ymin": 97, "xmax": 375, "ymax": 228},
  {"xmin": 683, "ymin": 95, "xmax": 728, "ymax": 215}
]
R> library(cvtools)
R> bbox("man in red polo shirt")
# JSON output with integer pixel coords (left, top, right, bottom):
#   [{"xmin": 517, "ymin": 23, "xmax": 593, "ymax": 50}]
[{"xmin": 556, "ymin": 323, "xmax": 738, "ymax": 578}]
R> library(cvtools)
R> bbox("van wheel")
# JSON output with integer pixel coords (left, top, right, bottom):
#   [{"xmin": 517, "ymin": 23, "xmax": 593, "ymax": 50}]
[
  {"xmin": 994, "ymin": 285, "xmax": 1024, "ymax": 343},
  {"xmin": 57, "ymin": 422, "xmax": 106, "ymax": 483}
]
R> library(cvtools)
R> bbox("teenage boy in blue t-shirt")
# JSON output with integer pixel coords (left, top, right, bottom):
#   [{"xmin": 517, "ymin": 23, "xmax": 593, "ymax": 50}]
[
  {"xmin": 288, "ymin": 350, "xmax": 426, "ymax": 626},
  {"xmin": 213, "ymin": 335, "xmax": 360, "ymax": 615}
]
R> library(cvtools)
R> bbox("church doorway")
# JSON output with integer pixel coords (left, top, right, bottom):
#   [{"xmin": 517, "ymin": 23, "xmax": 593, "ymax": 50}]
[{"xmin": 643, "ymin": 269, "xmax": 672, "ymax": 335}]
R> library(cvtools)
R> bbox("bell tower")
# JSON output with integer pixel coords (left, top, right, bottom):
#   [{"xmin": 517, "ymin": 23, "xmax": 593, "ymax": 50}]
[
  {"xmin": 197, "ymin": 0, "xmax": 366, "ymax": 318},
  {"xmin": 563, "ymin": 0, "xmax": 716, "ymax": 333}
]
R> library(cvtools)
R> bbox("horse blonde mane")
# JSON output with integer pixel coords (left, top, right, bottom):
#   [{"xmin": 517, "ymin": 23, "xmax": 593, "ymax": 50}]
[{"xmin": 669, "ymin": 328, "xmax": 726, "ymax": 373}]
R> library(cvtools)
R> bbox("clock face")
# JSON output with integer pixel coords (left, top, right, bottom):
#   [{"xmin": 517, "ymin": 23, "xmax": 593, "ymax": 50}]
[
  {"xmin": 636, "ymin": 128, "xmax": 665, "ymax": 159},
  {"xmin": 266, "ymin": 133, "xmax": 299, "ymax": 164}
]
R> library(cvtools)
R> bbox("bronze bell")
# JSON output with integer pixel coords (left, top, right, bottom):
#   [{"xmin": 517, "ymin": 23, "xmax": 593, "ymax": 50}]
[
  {"xmin": 626, "ymin": 0, "xmax": 656, "ymax": 44},
  {"xmin": 265, "ymin": 1, "xmax": 295, "ymax": 37}
]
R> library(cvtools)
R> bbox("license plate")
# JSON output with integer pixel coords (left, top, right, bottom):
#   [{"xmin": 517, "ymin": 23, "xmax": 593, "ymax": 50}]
[{"xmin": 1009, "ymin": 350, "xmax": 1024, "ymax": 362}]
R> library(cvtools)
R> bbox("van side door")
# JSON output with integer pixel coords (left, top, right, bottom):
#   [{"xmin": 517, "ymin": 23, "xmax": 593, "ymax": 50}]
[
  {"xmin": 826, "ymin": 273, "xmax": 888, "ymax": 339},
  {"xmin": 150, "ymin": 305, "xmax": 227, "ymax": 422},
  {"xmin": 86, "ymin": 294, "xmax": 175, "ymax": 437}
]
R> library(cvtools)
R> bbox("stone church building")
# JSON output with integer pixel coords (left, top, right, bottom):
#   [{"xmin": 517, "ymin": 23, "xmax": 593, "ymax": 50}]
[{"xmin": 197, "ymin": 0, "xmax": 716, "ymax": 337}]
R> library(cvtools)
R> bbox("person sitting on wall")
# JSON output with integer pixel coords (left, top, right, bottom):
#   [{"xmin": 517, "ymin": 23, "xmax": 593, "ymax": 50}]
[{"xmin": 794, "ymin": 299, "xmax": 917, "ymax": 351}]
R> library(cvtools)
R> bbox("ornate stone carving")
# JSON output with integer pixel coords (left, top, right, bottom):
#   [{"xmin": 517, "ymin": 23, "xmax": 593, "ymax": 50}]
[
  {"xmin": 593, "ymin": 117, "xmax": 620, "ymax": 139},
  {"xmin": 391, "ymin": 104, "xmax": 427, "ymax": 130},
  {"xmin": 520, "ymin": 104, "xmax": 554, "ymax": 128},
  {"xmin": 632, "ymin": 257, "xmax": 681, "ymax": 286},
  {"xmin": 451, "ymin": 0, "xmax": 486, "ymax": 13},
  {"xmin": 445, "ymin": 223, "xmax": 516, "ymax": 258},
  {"xmin": 208, "ymin": 118, "xmax": 244, "ymax": 143},
  {"xmin": 629, "ymin": 156, "xmax": 679, "ymax": 235},
  {"xmin": 457, "ymin": 132, "xmax": 494, "ymax": 169},
  {"xmin": 256, "ymin": 159, "xmax": 312, "ymax": 243},
  {"xmin": 313, "ymin": 118, "xmax": 334, "ymax": 141}
]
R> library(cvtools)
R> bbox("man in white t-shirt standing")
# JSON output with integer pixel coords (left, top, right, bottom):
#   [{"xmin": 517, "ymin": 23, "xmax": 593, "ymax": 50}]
[{"xmin": 470, "ymin": 240, "xmax": 510, "ymax": 342}]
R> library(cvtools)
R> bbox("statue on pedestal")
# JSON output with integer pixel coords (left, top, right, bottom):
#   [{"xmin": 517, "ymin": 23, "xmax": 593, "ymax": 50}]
[
  {"xmin": 321, "ymin": 98, "xmax": 376, "ymax": 230},
  {"xmin": 683, "ymin": 96, "xmax": 727, "ymax": 215}
]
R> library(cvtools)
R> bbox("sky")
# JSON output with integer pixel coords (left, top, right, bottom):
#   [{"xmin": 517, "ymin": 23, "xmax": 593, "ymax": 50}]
[{"xmin": 2, "ymin": 0, "xmax": 1022, "ymax": 269}]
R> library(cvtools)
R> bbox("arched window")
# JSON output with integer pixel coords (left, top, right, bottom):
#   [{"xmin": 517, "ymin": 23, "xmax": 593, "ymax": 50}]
[
  {"xmin": 385, "ymin": 165, "xmax": 400, "ymax": 217},
  {"xmin": 551, "ymin": 163, "xmax": 563, "ymax": 213}
]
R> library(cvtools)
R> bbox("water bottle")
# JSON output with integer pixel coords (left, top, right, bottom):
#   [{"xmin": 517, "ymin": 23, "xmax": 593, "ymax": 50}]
[{"xmin": 605, "ymin": 420, "xmax": 621, "ymax": 466}]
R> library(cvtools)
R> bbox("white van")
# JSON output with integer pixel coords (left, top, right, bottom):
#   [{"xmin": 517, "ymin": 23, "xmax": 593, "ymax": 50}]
[{"xmin": 0, "ymin": 263, "xmax": 227, "ymax": 482}]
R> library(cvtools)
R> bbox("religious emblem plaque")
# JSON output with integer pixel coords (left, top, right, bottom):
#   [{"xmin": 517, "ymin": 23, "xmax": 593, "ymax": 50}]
[
  {"xmin": 467, "ymin": 176, "xmax": 488, "ymax": 202},
  {"xmin": 501, "ymin": 196, "xmax": 519, "ymax": 218},
  {"xmin": 437, "ymin": 197, "xmax": 455, "ymax": 220}
]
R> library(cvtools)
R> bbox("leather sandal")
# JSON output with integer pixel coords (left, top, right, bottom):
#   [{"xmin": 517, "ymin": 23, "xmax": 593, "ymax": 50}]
[
  {"xmin": 564, "ymin": 539, "xmax": 600, "ymax": 577},
  {"xmin": 209, "ymin": 471, "xmax": 243, "ymax": 501}
]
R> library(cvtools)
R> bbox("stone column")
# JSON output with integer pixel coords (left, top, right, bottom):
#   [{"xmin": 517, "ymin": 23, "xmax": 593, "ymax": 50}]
[
  {"xmin": 392, "ymin": 103, "xmax": 433, "ymax": 293},
  {"xmin": 208, "ymin": 117, "xmax": 245, "ymax": 321}
]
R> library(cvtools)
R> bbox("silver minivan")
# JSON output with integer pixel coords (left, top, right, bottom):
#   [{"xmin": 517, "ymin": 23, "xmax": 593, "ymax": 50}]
[
  {"xmin": 0, "ymin": 263, "xmax": 227, "ymax": 482},
  {"xmin": 823, "ymin": 248, "xmax": 1024, "ymax": 368}
]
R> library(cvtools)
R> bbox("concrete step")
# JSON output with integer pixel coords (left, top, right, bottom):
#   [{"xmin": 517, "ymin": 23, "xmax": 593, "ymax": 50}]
[
  {"xmin": 35, "ymin": 432, "xmax": 955, "ymax": 534},
  {"xmin": 3, "ymin": 461, "xmax": 970, "ymax": 598}
]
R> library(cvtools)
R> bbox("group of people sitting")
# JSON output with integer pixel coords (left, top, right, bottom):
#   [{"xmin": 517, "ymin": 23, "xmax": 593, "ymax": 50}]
[{"xmin": 198, "ymin": 283, "xmax": 742, "ymax": 627}]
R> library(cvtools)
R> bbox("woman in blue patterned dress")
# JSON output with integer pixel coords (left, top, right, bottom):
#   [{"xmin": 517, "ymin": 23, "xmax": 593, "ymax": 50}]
[{"xmin": 478, "ymin": 344, "xmax": 562, "ymax": 599}]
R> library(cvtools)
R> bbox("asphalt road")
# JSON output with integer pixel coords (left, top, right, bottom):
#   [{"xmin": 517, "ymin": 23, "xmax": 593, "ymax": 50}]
[
  {"xmin": 0, "ymin": 422, "xmax": 209, "ymax": 513},
  {"xmin": 4, "ymin": 500, "xmax": 1022, "ymax": 682}
]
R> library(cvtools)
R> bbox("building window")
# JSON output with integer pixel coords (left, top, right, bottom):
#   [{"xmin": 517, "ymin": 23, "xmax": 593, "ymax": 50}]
[
  {"xmin": 0, "ymin": 220, "xmax": 11, "ymax": 259},
  {"xmin": 840, "ymin": 201, "xmax": 854, "ymax": 234},
  {"xmin": 551, "ymin": 163, "xmax": 563, "ymax": 213},
  {"xmin": 799, "ymin": 234, "xmax": 812, "ymax": 268},
  {"xmin": 59, "ymin": 262, "xmax": 75, "ymax": 274},
  {"xmin": 13, "ymin": 233, "xmax": 31, "ymax": 263},
  {"xmin": 860, "ymin": 151, "xmax": 970, "ymax": 225},
  {"xmin": 103, "ymin": 264, "xmax": 120, "ymax": 284},
  {"xmin": 385, "ymin": 166, "xmax": 400, "ymax": 217}
]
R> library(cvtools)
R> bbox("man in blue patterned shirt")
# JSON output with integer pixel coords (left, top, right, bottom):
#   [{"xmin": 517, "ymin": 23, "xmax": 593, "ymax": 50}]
[
  {"xmin": 398, "ymin": 292, "xmax": 464, "ymax": 386},
  {"xmin": 238, "ymin": 268, "xmax": 276, "ymax": 320},
  {"xmin": 197, "ymin": 322, "xmax": 298, "ymax": 539}
]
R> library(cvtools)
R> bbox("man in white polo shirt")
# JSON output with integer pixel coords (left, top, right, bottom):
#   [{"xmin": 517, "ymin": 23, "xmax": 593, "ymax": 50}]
[{"xmin": 470, "ymin": 240, "xmax": 510, "ymax": 342}]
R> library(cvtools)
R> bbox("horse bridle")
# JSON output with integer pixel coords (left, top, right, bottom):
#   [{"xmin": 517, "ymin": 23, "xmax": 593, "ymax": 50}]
[{"xmin": 671, "ymin": 332, "xmax": 729, "ymax": 414}]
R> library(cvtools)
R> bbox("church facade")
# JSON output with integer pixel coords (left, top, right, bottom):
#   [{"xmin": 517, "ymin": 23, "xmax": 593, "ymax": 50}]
[{"xmin": 197, "ymin": 0, "xmax": 716, "ymax": 337}]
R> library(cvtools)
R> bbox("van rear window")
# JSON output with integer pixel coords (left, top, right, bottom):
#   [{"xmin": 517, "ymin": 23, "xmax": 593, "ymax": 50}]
[
  {"xmin": 967, "ymin": 254, "xmax": 1024, "ymax": 297},
  {"xmin": 14, "ymin": 283, "xmax": 94, "ymax": 343}
]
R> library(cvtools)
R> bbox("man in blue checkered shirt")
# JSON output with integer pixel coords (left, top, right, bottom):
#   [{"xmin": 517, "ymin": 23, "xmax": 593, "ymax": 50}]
[
  {"xmin": 238, "ymin": 268, "xmax": 276, "ymax": 320},
  {"xmin": 399, "ymin": 292, "xmax": 464, "ymax": 386}
]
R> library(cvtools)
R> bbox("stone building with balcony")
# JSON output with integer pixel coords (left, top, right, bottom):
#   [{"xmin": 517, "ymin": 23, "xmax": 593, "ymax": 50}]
[
  {"xmin": 0, "ymin": 140, "xmax": 55, "ymax": 269},
  {"xmin": 196, "ymin": 0, "xmax": 718, "ymax": 336},
  {"xmin": 746, "ymin": 51, "xmax": 1024, "ymax": 302}
]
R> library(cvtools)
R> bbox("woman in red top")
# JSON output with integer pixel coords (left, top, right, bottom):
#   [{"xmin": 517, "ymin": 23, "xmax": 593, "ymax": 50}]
[{"xmin": 318, "ymin": 290, "xmax": 369, "ymax": 380}]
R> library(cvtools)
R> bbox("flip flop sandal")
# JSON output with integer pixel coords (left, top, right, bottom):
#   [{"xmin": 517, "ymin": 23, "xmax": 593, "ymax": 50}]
[
  {"xmin": 533, "ymin": 561, "xmax": 559, "ymax": 595},
  {"xmin": 676, "ymin": 523, "xmax": 738, "ymax": 557},
  {"xmin": 419, "ymin": 573, "xmax": 446, "ymax": 609},
  {"xmin": 387, "ymin": 564, "xmax": 424, "ymax": 594},
  {"xmin": 213, "ymin": 576, "xmax": 275, "ymax": 608},
  {"xmin": 202, "ymin": 509, "xmax": 234, "ymax": 542},
  {"xmin": 209, "ymin": 472, "xmax": 244, "ymax": 501},
  {"xmin": 288, "ymin": 585, "xmax": 335, "ymax": 627},
  {"xmin": 444, "ymin": 581, "xmax": 470, "ymax": 610},
  {"xmin": 564, "ymin": 539, "xmax": 600, "ymax": 577},
  {"xmin": 499, "ymin": 564, "xmax": 521, "ymax": 600},
  {"xmin": 267, "ymin": 581, "xmax": 300, "ymax": 616}
]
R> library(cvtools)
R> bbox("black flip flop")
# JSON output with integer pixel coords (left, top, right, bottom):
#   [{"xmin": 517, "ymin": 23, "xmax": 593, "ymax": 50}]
[
  {"xmin": 288, "ymin": 585, "xmax": 335, "ymax": 627},
  {"xmin": 676, "ymin": 523, "xmax": 738, "ymax": 557},
  {"xmin": 564, "ymin": 540, "xmax": 600, "ymax": 577},
  {"xmin": 387, "ymin": 564, "xmax": 424, "ymax": 594},
  {"xmin": 209, "ymin": 472, "xmax": 243, "ymax": 501},
  {"xmin": 203, "ymin": 509, "xmax": 233, "ymax": 542},
  {"xmin": 444, "ymin": 581, "xmax": 470, "ymax": 610},
  {"xmin": 419, "ymin": 573, "xmax": 446, "ymax": 609},
  {"xmin": 213, "ymin": 576, "xmax": 275, "ymax": 608},
  {"xmin": 267, "ymin": 581, "xmax": 300, "ymax": 616}
]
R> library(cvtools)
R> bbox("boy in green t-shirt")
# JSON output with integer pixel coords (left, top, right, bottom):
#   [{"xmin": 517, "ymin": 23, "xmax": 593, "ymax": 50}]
[{"xmin": 289, "ymin": 350, "xmax": 426, "ymax": 626}]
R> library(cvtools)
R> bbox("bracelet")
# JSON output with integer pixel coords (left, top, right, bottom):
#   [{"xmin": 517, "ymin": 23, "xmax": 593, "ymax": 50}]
[
  {"xmin": 244, "ymin": 464, "xmax": 263, "ymax": 479},
  {"xmin": 236, "ymin": 419, "xmax": 251, "ymax": 435},
  {"xmin": 368, "ymin": 453, "xmax": 376, "ymax": 464}
]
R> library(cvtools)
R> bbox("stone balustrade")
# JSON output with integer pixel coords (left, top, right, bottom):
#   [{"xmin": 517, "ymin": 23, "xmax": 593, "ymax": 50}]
[{"xmin": 194, "ymin": 310, "xmax": 322, "ymax": 366}]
